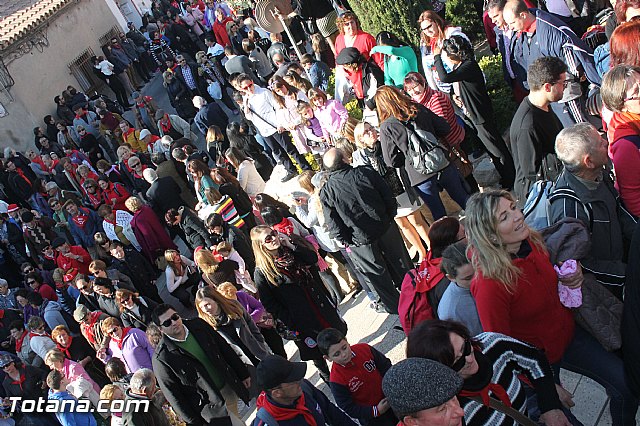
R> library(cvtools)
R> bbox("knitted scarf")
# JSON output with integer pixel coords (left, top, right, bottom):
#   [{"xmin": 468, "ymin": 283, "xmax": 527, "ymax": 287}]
[
  {"xmin": 256, "ymin": 391, "xmax": 317, "ymax": 426},
  {"xmin": 607, "ymin": 111, "xmax": 640, "ymax": 144}
]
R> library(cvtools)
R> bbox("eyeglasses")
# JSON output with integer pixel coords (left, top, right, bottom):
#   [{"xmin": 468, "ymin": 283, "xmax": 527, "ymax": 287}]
[
  {"xmin": 343, "ymin": 20, "xmax": 357, "ymax": 27},
  {"xmin": 263, "ymin": 230, "xmax": 279, "ymax": 245},
  {"xmin": 23, "ymin": 267, "xmax": 34, "ymax": 273},
  {"xmin": 160, "ymin": 313, "xmax": 181, "ymax": 327},
  {"xmin": 421, "ymin": 23, "xmax": 433, "ymax": 32},
  {"xmin": 451, "ymin": 340, "xmax": 472, "ymax": 372},
  {"xmin": 109, "ymin": 327, "xmax": 120, "ymax": 335},
  {"xmin": 131, "ymin": 162, "xmax": 141, "ymax": 167},
  {"xmin": 363, "ymin": 127, "xmax": 376, "ymax": 135},
  {"xmin": 554, "ymin": 78, "xmax": 573, "ymax": 89},
  {"xmin": 240, "ymin": 81, "xmax": 254, "ymax": 91},
  {"xmin": 26, "ymin": 280, "xmax": 36, "ymax": 285}
]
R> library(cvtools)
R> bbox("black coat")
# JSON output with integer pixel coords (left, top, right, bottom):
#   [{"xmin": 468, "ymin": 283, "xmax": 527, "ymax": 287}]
[
  {"xmin": 122, "ymin": 390, "xmax": 171, "ymax": 426},
  {"xmin": 179, "ymin": 206, "xmax": 214, "ymax": 250},
  {"xmin": 254, "ymin": 245, "xmax": 347, "ymax": 360},
  {"xmin": 319, "ymin": 163, "xmax": 397, "ymax": 246},
  {"xmin": 152, "ymin": 318, "xmax": 250, "ymax": 426},
  {"xmin": 379, "ymin": 104, "xmax": 450, "ymax": 186},
  {"xmin": 194, "ymin": 103, "xmax": 229, "ymax": 136},
  {"xmin": 208, "ymin": 222, "xmax": 255, "ymax": 275},
  {"xmin": 120, "ymin": 297, "xmax": 158, "ymax": 330},
  {"xmin": 622, "ymin": 223, "xmax": 640, "ymax": 397},
  {"xmin": 146, "ymin": 176, "xmax": 185, "ymax": 218}
]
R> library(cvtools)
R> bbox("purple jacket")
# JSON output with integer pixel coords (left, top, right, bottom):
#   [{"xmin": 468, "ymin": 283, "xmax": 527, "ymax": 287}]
[
  {"xmin": 106, "ymin": 328, "xmax": 154, "ymax": 373},
  {"xmin": 237, "ymin": 291, "xmax": 265, "ymax": 323}
]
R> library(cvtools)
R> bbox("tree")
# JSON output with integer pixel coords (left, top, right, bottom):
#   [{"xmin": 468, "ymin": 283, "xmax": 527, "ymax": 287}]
[{"xmin": 350, "ymin": 0, "xmax": 432, "ymax": 48}]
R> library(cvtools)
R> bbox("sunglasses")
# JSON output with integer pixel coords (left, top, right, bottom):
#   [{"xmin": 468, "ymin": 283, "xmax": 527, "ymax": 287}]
[
  {"xmin": 451, "ymin": 340, "xmax": 472, "ymax": 372},
  {"xmin": 240, "ymin": 81, "xmax": 254, "ymax": 91},
  {"xmin": 263, "ymin": 230, "xmax": 279, "ymax": 245},
  {"xmin": 131, "ymin": 162, "xmax": 141, "ymax": 167},
  {"xmin": 23, "ymin": 268, "xmax": 34, "ymax": 273},
  {"xmin": 160, "ymin": 313, "xmax": 181, "ymax": 327},
  {"xmin": 109, "ymin": 327, "xmax": 120, "ymax": 335},
  {"xmin": 27, "ymin": 280, "xmax": 36, "ymax": 285}
]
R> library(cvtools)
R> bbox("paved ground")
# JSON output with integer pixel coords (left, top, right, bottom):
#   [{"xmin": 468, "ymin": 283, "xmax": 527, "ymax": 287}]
[{"xmin": 131, "ymin": 73, "xmax": 631, "ymax": 426}]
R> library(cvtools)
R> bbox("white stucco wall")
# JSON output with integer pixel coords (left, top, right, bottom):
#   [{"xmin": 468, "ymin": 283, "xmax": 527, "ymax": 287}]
[{"xmin": 0, "ymin": 0, "xmax": 127, "ymax": 150}]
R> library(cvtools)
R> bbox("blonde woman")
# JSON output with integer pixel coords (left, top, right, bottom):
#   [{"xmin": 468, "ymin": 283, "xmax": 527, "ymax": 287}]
[
  {"xmin": 164, "ymin": 249, "xmax": 200, "ymax": 308},
  {"xmin": 194, "ymin": 247, "xmax": 240, "ymax": 288},
  {"xmin": 353, "ymin": 121, "xmax": 430, "ymax": 262},
  {"xmin": 45, "ymin": 348, "xmax": 101, "ymax": 405},
  {"xmin": 195, "ymin": 285, "xmax": 270, "ymax": 365},
  {"xmin": 250, "ymin": 225, "xmax": 346, "ymax": 381},
  {"xmin": 465, "ymin": 189, "xmax": 637, "ymax": 426}
]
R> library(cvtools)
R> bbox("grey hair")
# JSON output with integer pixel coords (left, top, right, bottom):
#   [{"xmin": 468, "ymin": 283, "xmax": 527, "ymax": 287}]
[
  {"xmin": 555, "ymin": 123, "xmax": 602, "ymax": 173},
  {"xmin": 130, "ymin": 368, "xmax": 156, "ymax": 394}
]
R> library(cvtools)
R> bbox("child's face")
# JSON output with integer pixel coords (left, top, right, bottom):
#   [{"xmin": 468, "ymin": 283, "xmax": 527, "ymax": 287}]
[
  {"xmin": 302, "ymin": 107, "xmax": 313, "ymax": 119},
  {"xmin": 312, "ymin": 98, "xmax": 325, "ymax": 108},
  {"xmin": 325, "ymin": 339, "xmax": 352, "ymax": 365},
  {"xmin": 451, "ymin": 263, "xmax": 475, "ymax": 289}
]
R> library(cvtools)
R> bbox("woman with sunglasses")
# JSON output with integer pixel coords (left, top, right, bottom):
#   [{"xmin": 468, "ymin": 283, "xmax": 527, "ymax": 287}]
[
  {"xmin": 433, "ymin": 35, "xmax": 515, "ymax": 190},
  {"xmin": 115, "ymin": 288, "xmax": 158, "ymax": 331},
  {"xmin": 417, "ymin": 10, "xmax": 469, "ymax": 93},
  {"xmin": 97, "ymin": 316, "xmax": 154, "ymax": 374},
  {"xmin": 406, "ymin": 319, "xmax": 572, "ymax": 426},
  {"xmin": 250, "ymin": 225, "xmax": 346, "ymax": 382},
  {"xmin": 466, "ymin": 189, "xmax": 638, "ymax": 426}
]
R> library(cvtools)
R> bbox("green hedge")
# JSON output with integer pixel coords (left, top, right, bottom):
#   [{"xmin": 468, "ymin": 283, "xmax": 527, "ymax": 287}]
[
  {"xmin": 478, "ymin": 54, "xmax": 516, "ymax": 133},
  {"xmin": 445, "ymin": 0, "xmax": 484, "ymax": 42}
]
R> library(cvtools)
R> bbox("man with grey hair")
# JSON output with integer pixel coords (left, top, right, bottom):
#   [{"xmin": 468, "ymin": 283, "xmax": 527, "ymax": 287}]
[
  {"xmin": 192, "ymin": 95, "xmax": 228, "ymax": 138},
  {"xmin": 550, "ymin": 122, "xmax": 637, "ymax": 299},
  {"xmin": 319, "ymin": 148, "xmax": 412, "ymax": 314},
  {"xmin": 122, "ymin": 368, "xmax": 171, "ymax": 425},
  {"xmin": 0, "ymin": 279, "xmax": 15, "ymax": 310}
]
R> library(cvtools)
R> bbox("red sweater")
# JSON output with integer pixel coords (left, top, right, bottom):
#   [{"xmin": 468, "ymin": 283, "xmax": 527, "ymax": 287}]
[
  {"xmin": 37, "ymin": 284, "xmax": 58, "ymax": 302},
  {"xmin": 213, "ymin": 17, "xmax": 232, "ymax": 47},
  {"xmin": 102, "ymin": 183, "xmax": 131, "ymax": 212},
  {"xmin": 335, "ymin": 32, "xmax": 384, "ymax": 70},
  {"xmin": 470, "ymin": 241, "xmax": 574, "ymax": 364},
  {"xmin": 56, "ymin": 246, "xmax": 92, "ymax": 275}
]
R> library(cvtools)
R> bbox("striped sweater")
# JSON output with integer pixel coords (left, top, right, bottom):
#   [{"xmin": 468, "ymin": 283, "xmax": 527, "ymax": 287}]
[
  {"xmin": 214, "ymin": 195, "xmax": 245, "ymax": 229},
  {"xmin": 461, "ymin": 332, "xmax": 561, "ymax": 426}
]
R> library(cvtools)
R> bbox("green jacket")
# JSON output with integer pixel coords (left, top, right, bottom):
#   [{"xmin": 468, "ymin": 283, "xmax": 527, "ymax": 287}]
[{"xmin": 370, "ymin": 45, "xmax": 418, "ymax": 87}]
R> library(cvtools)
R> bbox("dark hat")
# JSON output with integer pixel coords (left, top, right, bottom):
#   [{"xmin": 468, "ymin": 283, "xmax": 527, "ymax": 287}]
[
  {"xmin": 51, "ymin": 237, "xmax": 67, "ymax": 249},
  {"xmin": 256, "ymin": 355, "xmax": 307, "ymax": 390},
  {"xmin": 72, "ymin": 103, "xmax": 87, "ymax": 112},
  {"xmin": 155, "ymin": 109, "xmax": 166, "ymax": 121},
  {"xmin": 0, "ymin": 354, "xmax": 14, "ymax": 368},
  {"xmin": 20, "ymin": 211, "xmax": 34, "ymax": 223},
  {"xmin": 335, "ymin": 47, "xmax": 362, "ymax": 65},
  {"xmin": 382, "ymin": 358, "xmax": 463, "ymax": 418}
]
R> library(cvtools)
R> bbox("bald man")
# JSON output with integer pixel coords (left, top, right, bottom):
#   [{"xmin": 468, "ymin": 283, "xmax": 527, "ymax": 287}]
[{"xmin": 319, "ymin": 149, "xmax": 412, "ymax": 313}]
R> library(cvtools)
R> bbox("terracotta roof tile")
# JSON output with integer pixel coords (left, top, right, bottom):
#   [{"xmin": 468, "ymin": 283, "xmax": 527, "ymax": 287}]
[{"xmin": 0, "ymin": 0, "xmax": 73, "ymax": 51}]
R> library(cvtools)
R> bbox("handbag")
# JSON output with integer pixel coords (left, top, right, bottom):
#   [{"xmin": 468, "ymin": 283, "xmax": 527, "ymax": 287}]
[
  {"xmin": 404, "ymin": 119, "xmax": 450, "ymax": 175},
  {"xmin": 449, "ymin": 145, "xmax": 473, "ymax": 178}
]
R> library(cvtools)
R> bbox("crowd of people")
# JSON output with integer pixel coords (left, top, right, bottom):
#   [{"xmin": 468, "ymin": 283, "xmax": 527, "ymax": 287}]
[{"xmin": 1, "ymin": 0, "xmax": 640, "ymax": 424}]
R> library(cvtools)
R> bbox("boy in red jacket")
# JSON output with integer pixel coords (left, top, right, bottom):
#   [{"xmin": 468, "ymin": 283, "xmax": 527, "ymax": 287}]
[{"xmin": 318, "ymin": 328, "xmax": 397, "ymax": 426}]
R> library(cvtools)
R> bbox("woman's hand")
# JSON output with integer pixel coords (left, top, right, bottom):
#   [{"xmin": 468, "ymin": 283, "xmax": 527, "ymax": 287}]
[
  {"xmin": 555, "ymin": 384, "xmax": 575, "ymax": 409},
  {"xmin": 558, "ymin": 261, "xmax": 583, "ymax": 289},
  {"xmin": 279, "ymin": 233, "xmax": 295, "ymax": 250},
  {"xmin": 433, "ymin": 44, "xmax": 442, "ymax": 55},
  {"xmin": 539, "ymin": 409, "xmax": 572, "ymax": 426}
]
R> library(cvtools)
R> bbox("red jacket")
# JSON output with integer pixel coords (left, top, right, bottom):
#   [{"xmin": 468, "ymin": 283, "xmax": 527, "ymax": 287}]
[
  {"xmin": 471, "ymin": 241, "xmax": 574, "ymax": 363},
  {"xmin": 213, "ymin": 17, "xmax": 233, "ymax": 47},
  {"xmin": 56, "ymin": 245, "xmax": 92, "ymax": 275},
  {"xmin": 102, "ymin": 183, "xmax": 131, "ymax": 212}
]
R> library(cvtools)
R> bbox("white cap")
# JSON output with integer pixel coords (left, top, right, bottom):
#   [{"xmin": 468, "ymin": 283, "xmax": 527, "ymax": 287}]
[{"xmin": 139, "ymin": 129, "xmax": 151, "ymax": 139}]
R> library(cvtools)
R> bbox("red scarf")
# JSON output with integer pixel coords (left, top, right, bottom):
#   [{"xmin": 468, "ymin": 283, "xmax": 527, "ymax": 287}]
[
  {"xmin": 255, "ymin": 391, "xmax": 317, "ymax": 426},
  {"xmin": 81, "ymin": 311, "xmax": 103, "ymax": 345},
  {"xmin": 56, "ymin": 337, "xmax": 73, "ymax": 359},
  {"xmin": 607, "ymin": 111, "xmax": 640, "ymax": 144},
  {"xmin": 15, "ymin": 168, "xmax": 31, "ymax": 187},
  {"xmin": 273, "ymin": 218, "xmax": 294, "ymax": 236},
  {"xmin": 15, "ymin": 330, "xmax": 28, "ymax": 352},
  {"xmin": 160, "ymin": 118, "xmax": 173, "ymax": 134},
  {"xmin": 113, "ymin": 327, "xmax": 132, "ymax": 350},
  {"xmin": 75, "ymin": 110, "xmax": 87, "ymax": 119},
  {"xmin": 72, "ymin": 211, "xmax": 89, "ymax": 229},
  {"xmin": 459, "ymin": 382, "xmax": 512, "ymax": 408},
  {"xmin": 343, "ymin": 66, "xmax": 365, "ymax": 100},
  {"xmin": 11, "ymin": 373, "xmax": 26, "ymax": 391},
  {"xmin": 87, "ymin": 190, "xmax": 103, "ymax": 209}
]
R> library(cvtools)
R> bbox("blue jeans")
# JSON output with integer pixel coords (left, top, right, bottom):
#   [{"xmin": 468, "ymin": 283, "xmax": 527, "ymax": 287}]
[
  {"xmin": 558, "ymin": 326, "xmax": 639, "ymax": 426},
  {"xmin": 413, "ymin": 164, "xmax": 469, "ymax": 220}
]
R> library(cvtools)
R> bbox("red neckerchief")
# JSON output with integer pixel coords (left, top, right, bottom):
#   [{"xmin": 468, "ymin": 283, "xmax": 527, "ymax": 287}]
[
  {"xmin": 459, "ymin": 382, "xmax": 512, "ymax": 408},
  {"xmin": 15, "ymin": 168, "xmax": 32, "ymax": 187},
  {"xmin": 72, "ymin": 211, "xmax": 89, "ymax": 229},
  {"xmin": 113, "ymin": 327, "xmax": 132, "ymax": 350},
  {"xmin": 415, "ymin": 251, "xmax": 445, "ymax": 293},
  {"xmin": 75, "ymin": 110, "xmax": 87, "ymax": 119},
  {"xmin": 57, "ymin": 253, "xmax": 73, "ymax": 271},
  {"xmin": 87, "ymin": 190, "xmax": 103, "ymax": 209},
  {"xmin": 160, "ymin": 118, "xmax": 172, "ymax": 134},
  {"xmin": 56, "ymin": 338, "xmax": 73, "ymax": 359},
  {"xmin": 607, "ymin": 111, "xmax": 640, "ymax": 144},
  {"xmin": 273, "ymin": 218, "xmax": 294, "ymax": 236},
  {"xmin": 343, "ymin": 66, "xmax": 365, "ymax": 100},
  {"xmin": 256, "ymin": 391, "xmax": 317, "ymax": 426},
  {"xmin": 132, "ymin": 165, "xmax": 148, "ymax": 179},
  {"xmin": 11, "ymin": 372, "xmax": 26, "ymax": 391},
  {"xmin": 15, "ymin": 330, "xmax": 28, "ymax": 352},
  {"xmin": 82, "ymin": 311, "xmax": 103, "ymax": 345}
]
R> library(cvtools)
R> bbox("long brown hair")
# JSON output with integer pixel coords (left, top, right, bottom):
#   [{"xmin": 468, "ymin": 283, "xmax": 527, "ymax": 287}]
[
  {"xmin": 195, "ymin": 285, "xmax": 243, "ymax": 328},
  {"xmin": 269, "ymin": 75, "xmax": 300, "ymax": 109},
  {"xmin": 211, "ymin": 167, "xmax": 240, "ymax": 188},
  {"xmin": 417, "ymin": 10, "xmax": 446, "ymax": 46},
  {"xmin": 375, "ymin": 86, "xmax": 418, "ymax": 123}
]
